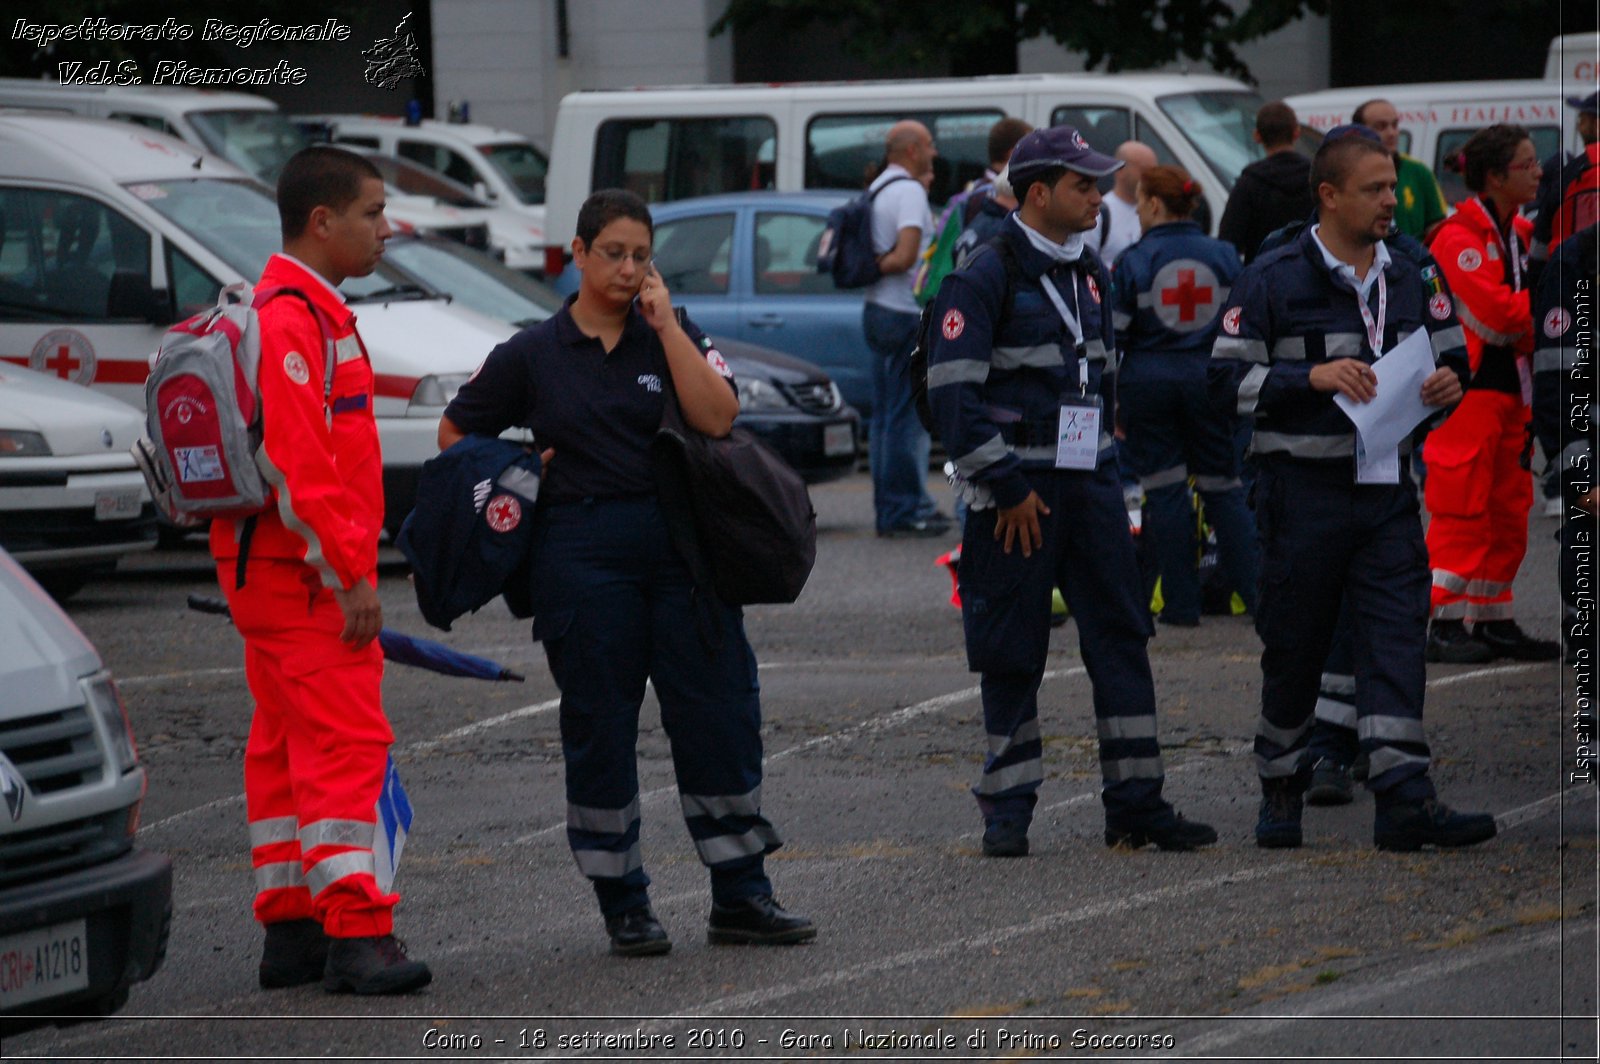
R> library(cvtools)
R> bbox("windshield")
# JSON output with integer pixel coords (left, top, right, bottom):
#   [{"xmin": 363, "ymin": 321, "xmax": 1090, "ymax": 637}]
[
  {"xmin": 187, "ymin": 110, "xmax": 311, "ymax": 186},
  {"xmin": 366, "ymin": 154, "xmax": 486, "ymax": 208},
  {"xmin": 479, "ymin": 141, "xmax": 548, "ymax": 205},
  {"xmin": 1156, "ymin": 91, "xmax": 1268, "ymax": 191},
  {"xmin": 381, "ymin": 237, "xmax": 562, "ymax": 326},
  {"xmin": 127, "ymin": 177, "xmax": 418, "ymax": 299}
]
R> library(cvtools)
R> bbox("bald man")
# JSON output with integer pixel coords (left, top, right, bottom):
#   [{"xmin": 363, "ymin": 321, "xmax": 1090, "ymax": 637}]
[{"xmin": 1095, "ymin": 141, "xmax": 1158, "ymax": 265}]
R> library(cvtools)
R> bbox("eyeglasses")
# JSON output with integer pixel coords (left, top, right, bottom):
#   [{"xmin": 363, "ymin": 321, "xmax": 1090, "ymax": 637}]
[
  {"xmin": 590, "ymin": 244, "xmax": 652, "ymax": 268},
  {"xmin": 1507, "ymin": 160, "xmax": 1540, "ymax": 171}
]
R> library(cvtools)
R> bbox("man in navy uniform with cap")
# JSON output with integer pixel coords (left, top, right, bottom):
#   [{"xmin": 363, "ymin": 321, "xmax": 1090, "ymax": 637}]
[
  {"xmin": 1209, "ymin": 127, "xmax": 1497, "ymax": 851},
  {"xmin": 927, "ymin": 126, "xmax": 1217, "ymax": 857}
]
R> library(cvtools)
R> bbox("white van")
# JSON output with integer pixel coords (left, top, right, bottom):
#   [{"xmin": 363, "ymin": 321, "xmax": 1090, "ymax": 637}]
[
  {"xmin": 1285, "ymin": 81, "xmax": 1570, "ymax": 206},
  {"xmin": 304, "ymin": 114, "xmax": 549, "ymax": 256},
  {"xmin": 0, "ymin": 79, "xmax": 307, "ymax": 186},
  {"xmin": 1545, "ymin": 32, "xmax": 1600, "ymax": 94},
  {"xmin": 545, "ymin": 72, "xmax": 1320, "ymax": 276},
  {"xmin": 0, "ymin": 113, "xmax": 512, "ymax": 534}
]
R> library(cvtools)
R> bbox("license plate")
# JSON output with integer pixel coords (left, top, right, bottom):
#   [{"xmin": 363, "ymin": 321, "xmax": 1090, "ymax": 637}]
[
  {"xmin": 823, "ymin": 422, "xmax": 855, "ymax": 456},
  {"xmin": 0, "ymin": 919, "xmax": 89, "ymax": 1010},
  {"xmin": 95, "ymin": 487, "xmax": 143, "ymax": 521}
]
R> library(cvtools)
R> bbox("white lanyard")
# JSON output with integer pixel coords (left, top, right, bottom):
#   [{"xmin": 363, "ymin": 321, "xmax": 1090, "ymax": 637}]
[
  {"xmin": 1471, "ymin": 198, "xmax": 1524, "ymax": 291},
  {"xmin": 1040, "ymin": 270, "xmax": 1091, "ymax": 395},
  {"xmin": 1352, "ymin": 269, "xmax": 1387, "ymax": 355}
]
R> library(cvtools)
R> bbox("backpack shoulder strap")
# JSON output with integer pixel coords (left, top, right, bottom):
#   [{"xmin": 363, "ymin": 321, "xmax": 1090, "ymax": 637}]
[
  {"xmin": 984, "ymin": 234, "xmax": 1024, "ymax": 334},
  {"xmin": 866, "ymin": 173, "xmax": 915, "ymax": 202}
]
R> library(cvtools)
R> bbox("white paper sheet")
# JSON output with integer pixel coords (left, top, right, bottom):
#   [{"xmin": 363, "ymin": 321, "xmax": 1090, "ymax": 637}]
[{"xmin": 1333, "ymin": 329, "xmax": 1436, "ymax": 482}]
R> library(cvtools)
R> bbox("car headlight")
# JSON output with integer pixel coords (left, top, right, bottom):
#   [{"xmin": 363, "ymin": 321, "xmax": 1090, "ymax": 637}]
[
  {"xmin": 736, "ymin": 377, "xmax": 792, "ymax": 412},
  {"xmin": 409, "ymin": 373, "xmax": 473, "ymax": 411},
  {"xmin": 82, "ymin": 670, "xmax": 138, "ymax": 774},
  {"xmin": 0, "ymin": 429, "xmax": 50, "ymax": 456}
]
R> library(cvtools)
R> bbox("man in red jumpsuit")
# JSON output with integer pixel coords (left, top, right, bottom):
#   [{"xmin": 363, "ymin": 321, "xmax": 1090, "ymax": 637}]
[
  {"xmin": 1424, "ymin": 125, "xmax": 1561, "ymax": 663},
  {"xmin": 212, "ymin": 146, "xmax": 431, "ymax": 994}
]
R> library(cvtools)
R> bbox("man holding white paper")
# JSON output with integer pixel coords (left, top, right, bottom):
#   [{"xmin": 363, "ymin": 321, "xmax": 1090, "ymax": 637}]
[{"xmin": 1209, "ymin": 128, "xmax": 1496, "ymax": 852}]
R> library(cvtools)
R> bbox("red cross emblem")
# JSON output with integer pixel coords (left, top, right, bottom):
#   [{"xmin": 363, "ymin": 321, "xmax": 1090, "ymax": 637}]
[
  {"xmin": 1160, "ymin": 269, "xmax": 1214, "ymax": 322},
  {"xmin": 485, "ymin": 494, "xmax": 522, "ymax": 533},
  {"xmin": 1151, "ymin": 260, "xmax": 1223, "ymax": 334},
  {"xmin": 28, "ymin": 329, "xmax": 95, "ymax": 386}
]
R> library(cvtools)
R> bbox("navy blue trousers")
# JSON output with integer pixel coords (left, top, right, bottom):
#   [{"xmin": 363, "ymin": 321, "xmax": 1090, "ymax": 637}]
[
  {"xmin": 529, "ymin": 497, "xmax": 779, "ymax": 916},
  {"xmin": 1252, "ymin": 462, "xmax": 1434, "ymax": 800},
  {"xmin": 958, "ymin": 462, "xmax": 1165, "ymax": 823}
]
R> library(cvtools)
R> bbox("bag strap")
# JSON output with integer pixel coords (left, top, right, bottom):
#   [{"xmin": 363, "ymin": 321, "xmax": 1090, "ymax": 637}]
[
  {"xmin": 866, "ymin": 173, "xmax": 915, "ymax": 203},
  {"xmin": 654, "ymin": 369, "xmax": 723, "ymax": 653}
]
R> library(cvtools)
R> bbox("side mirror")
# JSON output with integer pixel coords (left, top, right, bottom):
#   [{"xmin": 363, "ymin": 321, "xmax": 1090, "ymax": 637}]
[{"xmin": 474, "ymin": 181, "xmax": 495, "ymax": 203}]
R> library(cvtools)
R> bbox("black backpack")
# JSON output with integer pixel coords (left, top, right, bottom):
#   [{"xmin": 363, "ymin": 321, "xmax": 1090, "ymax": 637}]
[
  {"xmin": 816, "ymin": 175, "xmax": 914, "ymax": 288},
  {"xmin": 910, "ymin": 235, "xmax": 1023, "ymax": 435}
]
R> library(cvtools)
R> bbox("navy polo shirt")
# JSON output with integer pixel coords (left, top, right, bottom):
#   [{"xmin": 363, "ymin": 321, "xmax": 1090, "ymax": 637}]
[{"xmin": 444, "ymin": 297, "xmax": 727, "ymax": 503}]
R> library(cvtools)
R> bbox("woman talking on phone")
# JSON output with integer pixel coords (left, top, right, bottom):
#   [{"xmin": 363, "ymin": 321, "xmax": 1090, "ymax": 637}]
[{"xmin": 437, "ymin": 189, "xmax": 815, "ymax": 957}]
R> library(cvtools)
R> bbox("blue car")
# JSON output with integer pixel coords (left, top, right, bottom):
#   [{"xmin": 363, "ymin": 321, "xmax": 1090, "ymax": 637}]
[{"xmin": 554, "ymin": 191, "xmax": 875, "ymax": 416}]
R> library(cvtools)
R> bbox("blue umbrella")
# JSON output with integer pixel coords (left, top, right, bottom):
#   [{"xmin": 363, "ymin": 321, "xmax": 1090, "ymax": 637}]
[{"xmin": 187, "ymin": 594, "xmax": 524, "ymax": 682}]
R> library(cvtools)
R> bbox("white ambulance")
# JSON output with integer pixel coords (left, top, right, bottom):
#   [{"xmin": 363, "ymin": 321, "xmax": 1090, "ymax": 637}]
[
  {"xmin": 0, "ymin": 113, "xmax": 511, "ymax": 534},
  {"xmin": 543, "ymin": 72, "xmax": 1322, "ymax": 277}
]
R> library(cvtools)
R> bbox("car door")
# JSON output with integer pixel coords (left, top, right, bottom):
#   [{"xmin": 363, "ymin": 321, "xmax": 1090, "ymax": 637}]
[
  {"xmin": 0, "ymin": 184, "xmax": 169, "ymax": 411},
  {"xmin": 651, "ymin": 206, "xmax": 742, "ymax": 342},
  {"xmin": 739, "ymin": 205, "xmax": 871, "ymax": 415}
]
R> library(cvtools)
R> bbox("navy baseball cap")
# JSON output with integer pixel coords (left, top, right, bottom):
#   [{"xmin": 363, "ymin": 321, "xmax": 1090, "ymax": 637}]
[
  {"xmin": 1322, "ymin": 123, "xmax": 1383, "ymax": 145},
  {"xmin": 1568, "ymin": 90, "xmax": 1599, "ymax": 115},
  {"xmin": 1006, "ymin": 125, "xmax": 1122, "ymax": 181}
]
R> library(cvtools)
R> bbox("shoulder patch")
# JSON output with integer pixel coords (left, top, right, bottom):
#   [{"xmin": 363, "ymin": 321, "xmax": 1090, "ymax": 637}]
[
  {"xmin": 942, "ymin": 308, "xmax": 966, "ymax": 341},
  {"xmin": 1085, "ymin": 275, "xmax": 1101, "ymax": 304},
  {"xmin": 283, "ymin": 351, "xmax": 311, "ymax": 386},
  {"xmin": 485, "ymin": 494, "xmax": 522, "ymax": 533},
  {"xmin": 706, "ymin": 349, "xmax": 732, "ymax": 378},
  {"xmin": 1428, "ymin": 293, "xmax": 1452, "ymax": 320},
  {"xmin": 1545, "ymin": 307, "xmax": 1573, "ymax": 338},
  {"xmin": 1456, "ymin": 248, "xmax": 1482, "ymax": 272},
  {"xmin": 1222, "ymin": 307, "xmax": 1242, "ymax": 336}
]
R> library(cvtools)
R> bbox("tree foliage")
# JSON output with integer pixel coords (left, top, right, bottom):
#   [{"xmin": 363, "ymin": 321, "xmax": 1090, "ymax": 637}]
[{"xmin": 712, "ymin": 0, "xmax": 1334, "ymax": 84}]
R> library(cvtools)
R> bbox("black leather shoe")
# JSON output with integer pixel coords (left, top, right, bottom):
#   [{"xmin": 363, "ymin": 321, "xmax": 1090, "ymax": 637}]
[
  {"xmin": 878, "ymin": 518, "xmax": 952, "ymax": 539},
  {"xmin": 981, "ymin": 818, "xmax": 1030, "ymax": 857},
  {"xmin": 1305, "ymin": 758, "xmax": 1355, "ymax": 806},
  {"xmin": 1475, "ymin": 620, "xmax": 1562, "ymax": 661},
  {"xmin": 1256, "ymin": 774, "xmax": 1306, "ymax": 849},
  {"xmin": 1425, "ymin": 619, "xmax": 1494, "ymax": 664},
  {"xmin": 604, "ymin": 906, "xmax": 671, "ymax": 956},
  {"xmin": 1374, "ymin": 797, "xmax": 1497, "ymax": 851},
  {"xmin": 708, "ymin": 895, "xmax": 816, "ymax": 945},
  {"xmin": 1104, "ymin": 805, "xmax": 1217, "ymax": 851},
  {"xmin": 259, "ymin": 918, "xmax": 328, "ymax": 989},
  {"xmin": 322, "ymin": 935, "xmax": 432, "ymax": 995}
]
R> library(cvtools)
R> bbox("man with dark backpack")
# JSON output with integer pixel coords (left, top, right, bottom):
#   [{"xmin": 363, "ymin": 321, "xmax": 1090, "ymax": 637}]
[{"xmin": 213, "ymin": 146, "xmax": 431, "ymax": 996}]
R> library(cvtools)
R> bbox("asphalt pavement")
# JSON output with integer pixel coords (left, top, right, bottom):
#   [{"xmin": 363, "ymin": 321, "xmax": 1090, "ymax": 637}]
[{"xmin": 8, "ymin": 470, "xmax": 1595, "ymax": 1062}]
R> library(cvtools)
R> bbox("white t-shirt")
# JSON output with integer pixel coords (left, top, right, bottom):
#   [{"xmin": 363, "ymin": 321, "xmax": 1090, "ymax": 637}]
[
  {"xmin": 1095, "ymin": 192, "xmax": 1142, "ymax": 267},
  {"xmin": 865, "ymin": 163, "xmax": 933, "ymax": 314}
]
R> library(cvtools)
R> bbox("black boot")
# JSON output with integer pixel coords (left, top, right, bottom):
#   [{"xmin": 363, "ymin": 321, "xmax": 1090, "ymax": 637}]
[
  {"xmin": 1425, "ymin": 619, "xmax": 1493, "ymax": 664},
  {"xmin": 259, "ymin": 918, "xmax": 328, "ymax": 989},
  {"xmin": 1104, "ymin": 804, "xmax": 1217, "ymax": 851},
  {"xmin": 1475, "ymin": 620, "xmax": 1562, "ymax": 662},
  {"xmin": 981, "ymin": 817, "xmax": 1030, "ymax": 857},
  {"xmin": 708, "ymin": 895, "xmax": 816, "ymax": 945},
  {"xmin": 604, "ymin": 906, "xmax": 671, "ymax": 956},
  {"xmin": 1374, "ymin": 797, "xmax": 1497, "ymax": 851},
  {"xmin": 322, "ymin": 935, "xmax": 432, "ymax": 995},
  {"xmin": 1256, "ymin": 774, "xmax": 1306, "ymax": 849}
]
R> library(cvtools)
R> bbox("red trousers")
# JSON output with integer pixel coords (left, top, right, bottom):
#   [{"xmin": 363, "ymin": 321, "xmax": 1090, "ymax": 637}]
[
  {"xmin": 1423, "ymin": 390, "xmax": 1533, "ymax": 623},
  {"xmin": 221, "ymin": 559, "xmax": 397, "ymax": 937}
]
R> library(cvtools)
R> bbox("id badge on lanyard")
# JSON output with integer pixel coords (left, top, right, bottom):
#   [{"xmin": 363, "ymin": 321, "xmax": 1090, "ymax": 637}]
[
  {"xmin": 1041, "ymin": 270, "xmax": 1101, "ymax": 471},
  {"xmin": 1351, "ymin": 270, "xmax": 1396, "ymax": 482}
]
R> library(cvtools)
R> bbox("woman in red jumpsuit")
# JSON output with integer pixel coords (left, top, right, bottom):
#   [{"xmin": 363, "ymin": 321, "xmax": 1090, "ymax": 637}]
[{"xmin": 1424, "ymin": 124, "xmax": 1561, "ymax": 662}]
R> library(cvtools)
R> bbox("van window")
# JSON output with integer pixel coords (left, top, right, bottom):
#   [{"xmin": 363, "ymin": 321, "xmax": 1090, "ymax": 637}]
[
  {"xmin": 335, "ymin": 135, "xmax": 382, "ymax": 150},
  {"xmin": 653, "ymin": 211, "xmax": 734, "ymax": 295},
  {"xmin": 109, "ymin": 112, "xmax": 181, "ymax": 138},
  {"xmin": 398, "ymin": 140, "xmax": 482, "ymax": 188},
  {"xmin": 1050, "ymin": 106, "xmax": 1131, "ymax": 156},
  {"xmin": 165, "ymin": 244, "xmax": 221, "ymax": 320},
  {"xmin": 1157, "ymin": 91, "xmax": 1266, "ymax": 190},
  {"xmin": 1433, "ymin": 126, "xmax": 1562, "ymax": 205},
  {"xmin": 480, "ymin": 142, "xmax": 550, "ymax": 206},
  {"xmin": 132, "ymin": 178, "xmax": 281, "ymax": 280},
  {"xmin": 594, "ymin": 117, "xmax": 776, "ymax": 204},
  {"xmin": 754, "ymin": 211, "xmax": 833, "ymax": 295},
  {"xmin": 187, "ymin": 110, "xmax": 309, "ymax": 186},
  {"xmin": 805, "ymin": 110, "xmax": 1003, "ymax": 206},
  {"xmin": 0, "ymin": 188, "xmax": 152, "ymax": 322}
]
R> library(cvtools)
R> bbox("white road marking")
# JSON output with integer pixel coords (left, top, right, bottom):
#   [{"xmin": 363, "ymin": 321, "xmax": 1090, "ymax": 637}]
[{"xmin": 118, "ymin": 666, "xmax": 243, "ymax": 687}]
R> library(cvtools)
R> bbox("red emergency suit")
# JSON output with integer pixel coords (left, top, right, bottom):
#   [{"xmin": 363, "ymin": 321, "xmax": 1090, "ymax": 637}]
[
  {"xmin": 210, "ymin": 253, "xmax": 396, "ymax": 937},
  {"xmin": 1424, "ymin": 199, "xmax": 1534, "ymax": 623}
]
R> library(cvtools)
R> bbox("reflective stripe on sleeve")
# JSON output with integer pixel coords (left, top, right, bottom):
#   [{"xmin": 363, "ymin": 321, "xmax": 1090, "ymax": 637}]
[
  {"xmin": 1213, "ymin": 336, "xmax": 1269, "ymax": 364},
  {"xmin": 954, "ymin": 434, "xmax": 1010, "ymax": 475},
  {"xmin": 928, "ymin": 359, "xmax": 991, "ymax": 388},
  {"xmin": 1236, "ymin": 364, "xmax": 1270, "ymax": 416},
  {"xmin": 1251, "ymin": 432, "xmax": 1354, "ymax": 458}
]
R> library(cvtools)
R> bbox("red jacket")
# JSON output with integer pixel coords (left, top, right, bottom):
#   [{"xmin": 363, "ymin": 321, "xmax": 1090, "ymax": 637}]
[
  {"xmin": 1430, "ymin": 198, "xmax": 1533, "ymax": 387},
  {"xmin": 1548, "ymin": 142, "xmax": 1600, "ymax": 251},
  {"xmin": 210, "ymin": 254, "xmax": 383, "ymax": 591}
]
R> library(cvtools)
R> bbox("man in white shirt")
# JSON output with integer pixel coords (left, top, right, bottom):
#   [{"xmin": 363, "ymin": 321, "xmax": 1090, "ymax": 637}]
[
  {"xmin": 1094, "ymin": 141, "xmax": 1157, "ymax": 266},
  {"xmin": 864, "ymin": 119, "xmax": 947, "ymax": 536}
]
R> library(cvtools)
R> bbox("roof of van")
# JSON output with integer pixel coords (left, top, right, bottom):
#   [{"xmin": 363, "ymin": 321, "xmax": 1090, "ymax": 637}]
[
  {"xmin": 561, "ymin": 70, "xmax": 1251, "ymax": 102},
  {"xmin": 0, "ymin": 112, "xmax": 252, "ymax": 184},
  {"xmin": 0, "ymin": 77, "xmax": 277, "ymax": 111},
  {"xmin": 301, "ymin": 114, "xmax": 536, "ymax": 146},
  {"xmin": 1286, "ymin": 79, "xmax": 1561, "ymax": 106}
]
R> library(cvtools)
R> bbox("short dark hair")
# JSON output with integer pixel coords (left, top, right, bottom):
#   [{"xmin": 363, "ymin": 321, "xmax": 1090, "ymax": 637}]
[
  {"xmin": 1450, "ymin": 123, "xmax": 1531, "ymax": 193},
  {"xmin": 1310, "ymin": 134, "xmax": 1389, "ymax": 197},
  {"xmin": 1255, "ymin": 102, "xmax": 1298, "ymax": 148},
  {"xmin": 1351, "ymin": 98, "xmax": 1390, "ymax": 126},
  {"xmin": 575, "ymin": 188, "xmax": 653, "ymax": 247},
  {"xmin": 277, "ymin": 146, "xmax": 381, "ymax": 241},
  {"xmin": 1012, "ymin": 165, "xmax": 1070, "ymax": 204},
  {"xmin": 987, "ymin": 117, "xmax": 1034, "ymax": 166}
]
